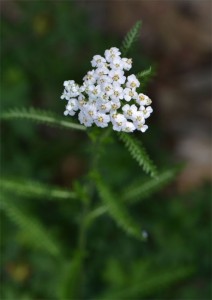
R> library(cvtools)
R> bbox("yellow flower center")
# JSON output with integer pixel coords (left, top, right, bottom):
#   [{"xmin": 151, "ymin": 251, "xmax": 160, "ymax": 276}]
[
  {"xmin": 112, "ymin": 104, "xmax": 118, "ymax": 110},
  {"xmin": 131, "ymin": 82, "xmax": 136, "ymax": 88},
  {"xmin": 93, "ymin": 89, "xmax": 98, "ymax": 95},
  {"xmin": 139, "ymin": 95, "xmax": 145, "ymax": 101},
  {"xmin": 98, "ymin": 116, "xmax": 103, "ymax": 123},
  {"xmin": 105, "ymin": 86, "xmax": 111, "ymax": 91},
  {"xmin": 113, "ymin": 75, "xmax": 119, "ymax": 81}
]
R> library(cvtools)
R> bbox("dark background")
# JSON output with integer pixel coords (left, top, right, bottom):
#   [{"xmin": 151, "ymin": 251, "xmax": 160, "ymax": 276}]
[{"xmin": 1, "ymin": 1, "xmax": 211, "ymax": 299}]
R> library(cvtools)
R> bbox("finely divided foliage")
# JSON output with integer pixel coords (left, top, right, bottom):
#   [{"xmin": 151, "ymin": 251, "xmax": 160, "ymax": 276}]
[
  {"xmin": 119, "ymin": 132, "xmax": 157, "ymax": 177},
  {"xmin": 137, "ymin": 66, "xmax": 154, "ymax": 80},
  {"xmin": 85, "ymin": 168, "xmax": 178, "ymax": 223},
  {"xmin": 122, "ymin": 168, "xmax": 179, "ymax": 204},
  {"xmin": 94, "ymin": 174, "xmax": 145, "ymax": 240},
  {"xmin": 0, "ymin": 107, "xmax": 86, "ymax": 131},
  {"xmin": 0, "ymin": 195, "xmax": 60, "ymax": 257},
  {"xmin": 0, "ymin": 178, "xmax": 76, "ymax": 200},
  {"xmin": 120, "ymin": 20, "xmax": 142, "ymax": 56}
]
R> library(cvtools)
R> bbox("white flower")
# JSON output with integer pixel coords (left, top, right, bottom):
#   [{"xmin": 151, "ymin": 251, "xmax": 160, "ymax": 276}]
[
  {"xmin": 97, "ymin": 75, "xmax": 112, "ymax": 86},
  {"xmin": 102, "ymin": 83, "xmax": 114, "ymax": 96},
  {"xmin": 91, "ymin": 55, "xmax": 106, "ymax": 68},
  {"xmin": 78, "ymin": 94, "xmax": 86, "ymax": 109},
  {"xmin": 60, "ymin": 90, "xmax": 70, "ymax": 101},
  {"xmin": 61, "ymin": 80, "xmax": 81, "ymax": 100},
  {"xmin": 83, "ymin": 103, "xmax": 97, "ymax": 119},
  {"xmin": 110, "ymin": 57, "xmax": 124, "ymax": 70},
  {"xmin": 109, "ymin": 47, "xmax": 121, "ymax": 54},
  {"xmin": 104, "ymin": 47, "xmax": 121, "ymax": 62},
  {"xmin": 97, "ymin": 101, "xmax": 111, "ymax": 113},
  {"xmin": 94, "ymin": 67, "xmax": 109, "ymax": 78},
  {"xmin": 112, "ymin": 113, "xmax": 127, "ymax": 132},
  {"xmin": 134, "ymin": 111, "xmax": 145, "ymax": 123},
  {"xmin": 99, "ymin": 93, "xmax": 110, "ymax": 102},
  {"xmin": 143, "ymin": 106, "xmax": 153, "ymax": 119},
  {"xmin": 122, "ymin": 58, "xmax": 132, "ymax": 71},
  {"xmin": 110, "ymin": 84, "xmax": 124, "ymax": 101},
  {"xmin": 83, "ymin": 70, "xmax": 96, "ymax": 85},
  {"xmin": 123, "ymin": 121, "xmax": 136, "ymax": 132},
  {"xmin": 64, "ymin": 98, "xmax": 79, "ymax": 116},
  {"xmin": 122, "ymin": 104, "xmax": 137, "ymax": 120},
  {"xmin": 88, "ymin": 84, "xmax": 102, "ymax": 100},
  {"xmin": 109, "ymin": 70, "xmax": 126, "ymax": 84},
  {"xmin": 123, "ymin": 88, "xmax": 137, "ymax": 102},
  {"xmin": 136, "ymin": 123, "xmax": 148, "ymax": 132},
  {"xmin": 94, "ymin": 112, "xmax": 110, "ymax": 128},
  {"xmin": 126, "ymin": 74, "xmax": 140, "ymax": 89},
  {"xmin": 110, "ymin": 99, "xmax": 121, "ymax": 111},
  {"xmin": 64, "ymin": 80, "xmax": 75, "ymax": 88},
  {"xmin": 78, "ymin": 111, "xmax": 93, "ymax": 127},
  {"xmin": 136, "ymin": 93, "xmax": 152, "ymax": 106},
  {"xmin": 110, "ymin": 110, "xmax": 118, "ymax": 122},
  {"xmin": 64, "ymin": 80, "xmax": 80, "ymax": 97}
]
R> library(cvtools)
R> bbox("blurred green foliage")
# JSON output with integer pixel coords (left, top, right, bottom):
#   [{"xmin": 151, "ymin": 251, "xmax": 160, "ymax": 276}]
[{"xmin": 0, "ymin": 2, "xmax": 211, "ymax": 299}]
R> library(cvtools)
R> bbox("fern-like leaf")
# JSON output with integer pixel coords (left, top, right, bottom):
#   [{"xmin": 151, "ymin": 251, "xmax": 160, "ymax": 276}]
[
  {"xmin": 86, "ymin": 167, "xmax": 179, "ymax": 223},
  {"xmin": 118, "ymin": 132, "xmax": 157, "ymax": 177},
  {"xmin": 122, "ymin": 168, "xmax": 179, "ymax": 204},
  {"xmin": 0, "ymin": 178, "xmax": 76, "ymax": 201},
  {"xmin": 0, "ymin": 194, "xmax": 60, "ymax": 257},
  {"xmin": 120, "ymin": 21, "xmax": 142, "ymax": 56},
  {"xmin": 0, "ymin": 107, "xmax": 86, "ymax": 131},
  {"xmin": 86, "ymin": 205, "xmax": 108, "ymax": 226},
  {"xmin": 94, "ymin": 174, "xmax": 144, "ymax": 240},
  {"xmin": 137, "ymin": 66, "xmax": 155, "ymax": 80},
  {"xmin": 98, "ymin": 265, "xmax": 194, "ymax": 300}
]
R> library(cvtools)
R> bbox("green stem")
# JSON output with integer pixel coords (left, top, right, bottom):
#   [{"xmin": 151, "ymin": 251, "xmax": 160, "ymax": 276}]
[
  {"xmin": 76, "ymin": 129, "xmax": 110, "ymax": 298},
  {"xmin": 77, "ymin": 196, "xmax": 90, "ymax": 299}
]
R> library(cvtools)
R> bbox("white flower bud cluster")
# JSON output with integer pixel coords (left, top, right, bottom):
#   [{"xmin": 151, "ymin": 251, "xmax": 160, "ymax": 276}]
[{"xmin": 61, "ymin": 47, "xmax": 153, "ymax": 132}]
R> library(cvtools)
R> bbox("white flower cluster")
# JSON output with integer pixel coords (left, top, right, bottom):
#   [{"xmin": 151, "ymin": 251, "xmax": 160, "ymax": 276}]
[{"xmin": 61, "ymin": 47, "xmax": 153, "ymax": 132}]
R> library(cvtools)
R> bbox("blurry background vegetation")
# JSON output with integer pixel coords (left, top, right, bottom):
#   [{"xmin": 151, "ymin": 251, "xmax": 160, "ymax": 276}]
[{"xmin": 0, "ymin": 1, "xmax": 211, "ymax": 299}]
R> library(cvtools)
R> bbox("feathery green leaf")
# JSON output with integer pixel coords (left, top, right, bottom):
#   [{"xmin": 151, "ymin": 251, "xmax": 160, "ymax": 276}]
[
  {"xmin": 94, "ymin": 174, "xmax": 145, "ymax": 240},
  {"xmin": 120, "ymin": 21, "xmax": 142, "ymax": 56},
  {"xmin": 87, "ymin": 168, "xmax": 178, "ymax": 223},
  {"xmin": 118, "ymin": 132, "xmax": 157, "ymax": 177},
  {"xmin": 0, "ymin": 194, "xmax": 60, "ymax": 256},
  {"xmin": 0, "ymin": 178, "xmax": 76, "ymax": 201},
  {"xmin": 137, "ymin": 66, "xmax": 155, "ymax": 80},
  {"xmin": 122, "ymin": 168, "xmax": 179, "ymax": 204},
  {"xmin": 98, "ymin": 265, "xmax": 194, "ymax": 300},
  {"xmin": 0, "ymin": 107, "xmax": 86, "ymax": 131}
]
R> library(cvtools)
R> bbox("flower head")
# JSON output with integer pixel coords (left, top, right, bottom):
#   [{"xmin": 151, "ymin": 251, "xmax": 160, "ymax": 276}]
[{"xmin": 60, "ymin": 47, "xmax": 153, "ymax": 133}]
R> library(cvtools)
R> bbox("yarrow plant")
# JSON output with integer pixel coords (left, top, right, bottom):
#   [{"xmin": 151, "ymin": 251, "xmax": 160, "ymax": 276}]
[
  {"xmin": 61, "ymin": 47, "xmax": 152, "ymax": 133},
  {"xmin": 0, "ymin": 21, "xmax": 185, "ymax": 299}
]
